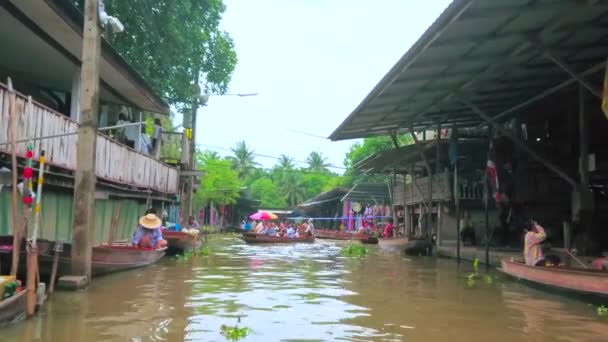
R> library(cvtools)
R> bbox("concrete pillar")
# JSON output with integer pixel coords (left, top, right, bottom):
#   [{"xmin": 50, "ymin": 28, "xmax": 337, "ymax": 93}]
[{"xmin": 70, "ymin": 0, "xmax": 101, "ymax": 286}]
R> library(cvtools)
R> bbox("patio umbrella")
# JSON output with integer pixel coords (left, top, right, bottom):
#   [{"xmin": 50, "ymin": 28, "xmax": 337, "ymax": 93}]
[{"xmin": 249, "ymin": 211, "xmax": 278, "ymax": 220}]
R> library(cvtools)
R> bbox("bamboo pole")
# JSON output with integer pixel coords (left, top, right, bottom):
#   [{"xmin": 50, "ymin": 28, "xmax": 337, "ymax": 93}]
[
  {"xmin": 454, "ymin": 163, "xmax": 461, "ymax": 262},
  {"xmin": 26, "ymin": 150, "xmax": 45, "ymax": 317}
]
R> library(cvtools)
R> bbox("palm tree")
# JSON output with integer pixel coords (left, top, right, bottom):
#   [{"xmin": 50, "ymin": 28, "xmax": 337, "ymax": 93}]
[
  {"xmin": 230, "ymin": 140, "xmax": 259, "ymax": 179},
  {"xmin": 306, "ymin": 151, "xmax": 330, "ymax": 173},
  {"xmin": 281, "ymin": 171, "xmax": 306, "ymax": 207},
  {"xmin": 277, "ymin": 154, "xmax": 295, "ymax": 171},
  {"xmin": 197, "ymin": 150, "xmax": 221, "ymax": 165}
]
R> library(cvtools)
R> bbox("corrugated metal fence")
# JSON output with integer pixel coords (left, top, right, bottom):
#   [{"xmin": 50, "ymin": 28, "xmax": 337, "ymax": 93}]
[{"xmin": 0, "ymin": 189, "xmax": 146, "ymax": 244}]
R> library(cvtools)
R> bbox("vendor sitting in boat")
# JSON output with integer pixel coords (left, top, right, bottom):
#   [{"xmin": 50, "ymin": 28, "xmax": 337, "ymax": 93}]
[
  {"xmin": 183, "ymin": 216, "xmax": 200, "ymax": 230},
  {"xmin": 523, "ymin": 219, "xmax": 546, "ymax": 266},
  {"xmin": 132, "ymin": 214, "xmax": 167, "ymax": 249}
]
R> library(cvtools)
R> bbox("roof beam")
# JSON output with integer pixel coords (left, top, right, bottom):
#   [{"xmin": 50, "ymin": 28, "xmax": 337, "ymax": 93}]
[
  {"xmin": 544, "ymin": 52, "xmax": 602, "ymax": 99},
  {"xmin": 475, "ymin": 60, "xmax": 606, "ymax": 127},
  {"xmin": 461, "ymin": 98, "xmax": 578, "ymax": 189}
]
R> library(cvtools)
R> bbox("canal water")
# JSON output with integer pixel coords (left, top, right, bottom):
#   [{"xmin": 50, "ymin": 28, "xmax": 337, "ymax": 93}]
[{"xmin": 3, "ymin": 235, "xmax": 607, "ymax": 341}]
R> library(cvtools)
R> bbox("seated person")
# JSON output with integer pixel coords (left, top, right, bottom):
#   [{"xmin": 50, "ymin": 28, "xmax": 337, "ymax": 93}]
[
  {"xmin": 132, "ymin": 214, "xmax": 167, "ymax": 249},
  {"xmin": 286, "ymin": 225, "xmax": 296, "ymax": 238},
  {"xmin": 265, "ymin": 223, "xmax": 278, "ymax": 236},
  {"xmin": 523, "ymin": 219, "xmax": 546, "ymax": 266},
  {"xmin": 183, "ymin": 216, "xmax": 200, "ymax": 230}
]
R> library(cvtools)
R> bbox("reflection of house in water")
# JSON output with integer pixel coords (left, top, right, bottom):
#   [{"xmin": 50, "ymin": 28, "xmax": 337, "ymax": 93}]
[
  {"xmin": 0, "ymin": 1, "xmax": 183, "ymax": 244},
  {"xmin": 330, "ymin": 0, "xmax": 608, "ymax": 260}
]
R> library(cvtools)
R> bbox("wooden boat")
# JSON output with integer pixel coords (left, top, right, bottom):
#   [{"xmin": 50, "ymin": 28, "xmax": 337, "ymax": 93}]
[
  {"xmin": 314, "ymin": 229, "xmax": 358, "ymax": 240},
  {"xmin": 163, "ymin": 231, "xmax": 202, "ymax": 254},
  {"xmin": 18, "ymin": 239, "xmax": 165, "ymax": 278},
  {"xmin": 499, "ymin": 259, "xmax": 608, "ymax": 300},
  {"xmin": 378, "ymin": 237, "xmax": 409, "ymax": 249},
  {"xmin": 0, "ymin": 290, "xmax": 26, "ymax": 327},
  {"xmin": 241, "ymin": 233, "xmax": 315, "ymax": 244},
  {"xmin": 359, "ymin": 236, "xmax": 379, "ymax": 244}
]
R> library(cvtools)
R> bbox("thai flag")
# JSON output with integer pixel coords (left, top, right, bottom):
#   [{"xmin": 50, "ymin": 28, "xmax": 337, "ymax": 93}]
[{"xmin": 485, "ymin": 159, "xmax": 501, "ymax": 203}]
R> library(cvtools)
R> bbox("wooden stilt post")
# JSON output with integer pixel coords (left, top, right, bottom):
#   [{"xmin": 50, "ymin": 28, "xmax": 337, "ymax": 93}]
[
  {"xmin": 409, "ymin": 127, "xmax": 434, "ymax": 248},
  {"xmin": 435, "ymin": 122, "xmax": 441, "ymax": 244},
  {"xmin": 484, "ymin": 127, "xmax": 492, "ymax": 265},
  {"xmin": 8, "ymin": 78, "xmax": 21, "ymax": 277},
  {"xmin": 454, "ymin": 162, "xmax": 461, "ymax": 262},
  {"xmin": 71, "ymin": 0, "xmax": 101, "ymax": 286}
]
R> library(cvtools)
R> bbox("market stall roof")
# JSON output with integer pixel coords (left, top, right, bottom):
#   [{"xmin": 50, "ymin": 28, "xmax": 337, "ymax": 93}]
[
  {"xmin": 355, "ymin": 141, "xmax": 442, "ymax": 174},
  {"xmin": 341, "ymin": 182, "xmax": 391, "ymax": 205},
  {"xmin": 0, "ymin": 0, "xmax": 169, "ymax": 114},
  {"xmin": 330, "ymin": 0, "xmax": 608, "ymax": 141},
  {"xmin": 298, "ymin": 187, "xmax": 350, "ymax": 208},
  {"xmin": 355, "ymin": 138, "xmax": 486, "ymax": 174}
]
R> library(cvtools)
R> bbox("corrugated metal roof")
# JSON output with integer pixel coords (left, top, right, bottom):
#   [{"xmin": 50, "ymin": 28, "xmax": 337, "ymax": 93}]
[{"xmin": 330, "ymin": 0, "xmax": 608, "ymax": 140}]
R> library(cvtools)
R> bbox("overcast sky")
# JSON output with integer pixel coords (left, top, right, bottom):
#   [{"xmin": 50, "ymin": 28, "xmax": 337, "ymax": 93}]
[{"xmin": 191, "ymin": 0, "xmax": 451, "ymax": 171}]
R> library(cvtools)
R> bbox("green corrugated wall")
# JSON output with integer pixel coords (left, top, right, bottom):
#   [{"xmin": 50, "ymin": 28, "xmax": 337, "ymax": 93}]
[{"xmin": 0, "ymin": 189, "xmax": 147, "ymax": 244}]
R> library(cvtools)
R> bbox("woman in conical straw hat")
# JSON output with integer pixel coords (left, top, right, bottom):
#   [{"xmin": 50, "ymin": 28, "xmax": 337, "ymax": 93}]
[{"xmin": 131, "ymin": 213, "xmax": 167, "ymax": 249}]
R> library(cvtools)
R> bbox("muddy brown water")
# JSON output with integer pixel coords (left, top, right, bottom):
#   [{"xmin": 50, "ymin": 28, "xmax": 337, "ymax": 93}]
[{"xmin": 3, "ymin": 236, "xmax": 607, "ymax": 341}]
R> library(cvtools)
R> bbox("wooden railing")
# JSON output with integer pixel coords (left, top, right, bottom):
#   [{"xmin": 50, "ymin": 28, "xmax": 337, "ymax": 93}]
[
  {"xmin": 393, "ymin": 172, "xmax": 484, "ymax": 205},
  {"xmin": 394, "ymin": 172, "xmax": 452, "ymax": 205},
  {"xmin": 0, "ymin": 83, "xmax": 179, "ymax": 194}
]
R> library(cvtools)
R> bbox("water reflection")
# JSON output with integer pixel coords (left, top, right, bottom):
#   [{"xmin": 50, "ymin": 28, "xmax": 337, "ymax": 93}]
[{"xmin": 2, "ymin": 237, "xmax": 607, "ymax": 341}]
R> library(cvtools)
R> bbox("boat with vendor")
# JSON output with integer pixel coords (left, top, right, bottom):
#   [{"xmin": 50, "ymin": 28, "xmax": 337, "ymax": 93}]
[{"xmin": 498, "ymin": 220, "xmax": 608, "ymax": 301}]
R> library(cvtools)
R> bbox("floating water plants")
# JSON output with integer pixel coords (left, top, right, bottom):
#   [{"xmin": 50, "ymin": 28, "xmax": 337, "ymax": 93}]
[
  {"xmin": 221, "ymin": 324, "xmax": 249, "ymax": 341},
  {"xmin": 177, "ymin": 246, "xmax": 210, "ymax": 262},
  {"xmin": 340, "ymin": 244, "xmax": 367, "ymax": 257},
  {"xmin": 598, "ymin": 305, "xmax": 608, "ymax": 316}
]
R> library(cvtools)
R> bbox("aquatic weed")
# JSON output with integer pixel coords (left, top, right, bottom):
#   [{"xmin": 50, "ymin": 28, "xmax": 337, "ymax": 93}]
[
  {"xmin": 220, "ymin": 324, "xmax": 249, "ymax": 341},
  {"xmin": 340, "ymin": 244, "xmax": 367, "ymax": 257},
  {"xmin": 598, "ymin": 305, "xmax": 608, "ymax": 316},
  {"xmin": 177, "ymin": 246, "xmax": 210, "ymax": 262}
]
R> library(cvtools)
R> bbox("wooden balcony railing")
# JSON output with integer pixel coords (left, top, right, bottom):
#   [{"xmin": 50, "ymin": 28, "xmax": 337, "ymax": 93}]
[
  {"xmin": 393, "ymin": 172, "xmax": 484, "ymax": 205},
  {"xmin": 0, "ymin": 83, "xmax": 179, "ymax": 194}
]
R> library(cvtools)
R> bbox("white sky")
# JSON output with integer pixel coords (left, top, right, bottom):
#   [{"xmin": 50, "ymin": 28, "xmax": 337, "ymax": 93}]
[{"xmin": 188, "ymin": 0, "xmax": 451, "ymax": 171}]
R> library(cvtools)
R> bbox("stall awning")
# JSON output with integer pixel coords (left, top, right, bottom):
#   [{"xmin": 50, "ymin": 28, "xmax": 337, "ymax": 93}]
[
  {"xmin": 330, "ymin": 0, "xmax": 608, "ymax": 141},
  {"xmin": 298, "ymin": 187, "xmax": 350, "ymax": 208},
  {"xmin": 341, "ymin": 182, "xmax": 391, "ymax": 204}
]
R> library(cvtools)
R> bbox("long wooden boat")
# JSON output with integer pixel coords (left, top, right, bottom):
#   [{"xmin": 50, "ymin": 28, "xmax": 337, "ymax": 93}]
[
  {"xmin": 315, "ymin": 229, "xmax": 358, "ymax": 240},
  {"xmin": 17, "ymin": 239, "xmax": 165, "ymax": 278},
  {"xmin": 378, "ymin": 237, "xmax": 409, "ymax": 249},
  {"xmin": 163, "ymin": 231, "xmax": 202, "ymax": 254},
  {"xmin": 241, "ymin": 233, "xmax": 315, "ymax": 244},
  {"xmin": 499, "ymin": 259, "xmax": 608, "ymax": 300},
  {"xmin": 0, "ymin": 290, "xmax": 26, "ymax": 327},
  {"xmin": 1, "ymin": 236, "xmax": 166, "ymax": 278}
]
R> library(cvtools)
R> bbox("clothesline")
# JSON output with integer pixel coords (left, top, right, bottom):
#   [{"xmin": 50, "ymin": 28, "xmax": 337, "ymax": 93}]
[{"xmin": 286, "ymin": 216, "xmax": 392, "ymax": 221}]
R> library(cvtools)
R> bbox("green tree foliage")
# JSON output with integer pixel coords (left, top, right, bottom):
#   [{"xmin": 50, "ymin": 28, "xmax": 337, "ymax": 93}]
[
  {"xmin": 249, "ymin": 178, "xmax": 287, "ymax": 208},
  {"xmin": 195, "ymin": 155, "xmax": 241, "ymax": 206},
  {"xmin": 82, "ymin": 0, "xmax": 238, "ymax": 110},
  {"xmin": 342, "ymin": 134, "xmax": 414, "ymax": 187},
  {"xmin": 281, "ymin": 171, "xmax": 306, "ymax": 207},
  {"xmin": 306, "ymin": 151, "xmax": 330, "ymax": 173},
  {"xmin": 229, "ymin": 141, "xmax": 260, "ymax": 179}
]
